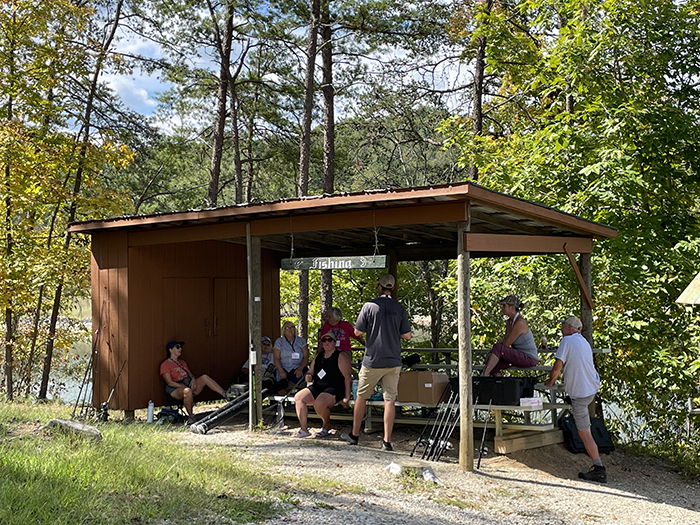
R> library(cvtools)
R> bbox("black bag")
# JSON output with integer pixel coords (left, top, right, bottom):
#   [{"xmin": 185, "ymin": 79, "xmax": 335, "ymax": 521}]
[
  {"xmin": 157, "ymin": 408, "xmax": 185, "ymax": 425},
  {"xmin": 181, "ymin": 376, "xmax": 192, "ymax": 387},
  {"xmin": 559, "ymin": 416, "xmax": 615, "ymax": 454}
]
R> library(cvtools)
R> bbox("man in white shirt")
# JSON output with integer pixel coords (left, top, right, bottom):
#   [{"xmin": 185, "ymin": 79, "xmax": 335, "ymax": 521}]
[{"xmin": 545, "ymin": 316, "xmax": 607, "ymax": 483}]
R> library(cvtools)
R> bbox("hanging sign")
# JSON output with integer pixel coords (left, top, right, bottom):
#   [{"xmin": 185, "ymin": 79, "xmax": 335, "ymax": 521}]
[{"xmin": 281, "ymin": 255, "xmax": 389, "ymax": 271}]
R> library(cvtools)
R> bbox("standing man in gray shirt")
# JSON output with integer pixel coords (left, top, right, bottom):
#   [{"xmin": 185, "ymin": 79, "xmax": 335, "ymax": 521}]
[
  {"xmin": 344, "ymin": 274, "xmax": 412, "ymax": 451},
  {"xmin": 545, "ymin": 316, "xmax": 606, "ymax": 483}
]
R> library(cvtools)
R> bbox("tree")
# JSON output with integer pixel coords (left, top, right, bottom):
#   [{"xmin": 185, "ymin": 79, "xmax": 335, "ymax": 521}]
[
  {"xmin": 0, "ymin": 0, "xmax": 132, "ymax": 399},
  {"xmin": 443, "ymin": 0, "xmax": 700, "ymax": 449}
]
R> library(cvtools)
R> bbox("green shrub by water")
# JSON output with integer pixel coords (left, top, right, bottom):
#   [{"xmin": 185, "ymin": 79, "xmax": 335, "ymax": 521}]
[{"xmin": 0, "ymin": 401, "xmax": 280, "ymax": 524}]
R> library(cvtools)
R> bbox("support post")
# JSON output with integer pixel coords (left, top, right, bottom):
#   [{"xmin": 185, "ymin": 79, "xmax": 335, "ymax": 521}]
[
  {"xmin": 457, "ymin": 214, "xmax": 473, "ymax": 471},
  {"xmin": 246, "ymin": 223, "xmax": 262, "ymax": 428},
  {"xmin": 579, "ymin": 252, "xmax": 593, "ymax": 346}
]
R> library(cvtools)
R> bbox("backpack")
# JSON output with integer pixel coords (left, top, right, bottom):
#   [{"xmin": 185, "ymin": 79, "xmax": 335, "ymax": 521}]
[
  {"xmin": 156, "ymin": 408, "xmax": 185, "ymax": 425},
  {"xmin": 559, "ymin": 416, "xmax": 615, "ymax": 454}
]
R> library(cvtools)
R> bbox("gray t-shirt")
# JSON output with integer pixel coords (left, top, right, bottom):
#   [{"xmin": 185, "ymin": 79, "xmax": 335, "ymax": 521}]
[
  {"xmin": 355, "ymin": 295, "xmax": 411, "ymax": 369},
  {"xmin": 512, "ymin": 329, "xmax": 539, "ymax": 362},
  {"xmin": 554, "ymin": 332, "xmax": 600, "ymax": 399}
]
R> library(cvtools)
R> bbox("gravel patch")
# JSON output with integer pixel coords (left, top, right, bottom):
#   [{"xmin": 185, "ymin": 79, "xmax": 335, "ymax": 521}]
[{"xmin": 181, "ymin": 413, "xmax": 700, "ymax": 524}]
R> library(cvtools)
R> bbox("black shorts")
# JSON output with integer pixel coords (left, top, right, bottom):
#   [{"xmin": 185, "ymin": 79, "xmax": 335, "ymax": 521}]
[{"xmin": 308, "ymin": 383, "xmax": 344, "ymax": 404}]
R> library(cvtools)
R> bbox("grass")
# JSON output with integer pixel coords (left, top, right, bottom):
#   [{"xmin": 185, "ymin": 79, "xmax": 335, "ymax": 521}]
[{"xmin": 0, "ymin": 401, "xmax": 288, "ymax": 524}]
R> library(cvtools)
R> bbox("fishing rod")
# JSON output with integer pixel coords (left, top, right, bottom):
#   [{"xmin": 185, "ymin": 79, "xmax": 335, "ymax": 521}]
[
  {"xmin": 95, "ymin": 360, "xmax": 126, "ymax": 422},
  {"xmin": 72, "ymin": 299, "xmax": 105, "ymax": 420}
]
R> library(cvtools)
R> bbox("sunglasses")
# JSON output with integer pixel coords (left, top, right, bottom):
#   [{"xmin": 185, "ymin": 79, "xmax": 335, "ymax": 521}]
[
  {"xmin": 321, "ymin": 338, "xmax": 334, "ymax": 343},
  {"xmin": 174, "ymin": 344, "xmax": 182, "ymax": 349},
  {"xmin": 262, "ymin": 342, "xmax": 271, "ymax": 346}
]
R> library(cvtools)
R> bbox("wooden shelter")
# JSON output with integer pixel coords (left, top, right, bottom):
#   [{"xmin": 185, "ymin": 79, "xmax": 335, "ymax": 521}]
[{"xmin": 69, "ymin": 181, "xmax": 617, "ymax": 470}]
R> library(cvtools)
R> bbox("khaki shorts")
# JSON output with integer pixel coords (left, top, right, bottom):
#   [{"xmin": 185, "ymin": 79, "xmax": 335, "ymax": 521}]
[
  {"xmin": 356, "ymin": 366, "xmax": 401, "ymax": 401},
  {"xmin": 571, "ymin": 394, "xmax": 595, "ymax": 431}
]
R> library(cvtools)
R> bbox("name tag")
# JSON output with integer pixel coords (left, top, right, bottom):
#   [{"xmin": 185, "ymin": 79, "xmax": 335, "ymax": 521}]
[
  {"xmin": 336, "ymin": 340, "xmax": 340, "ymax": 347},
  {"xmin": 292, "ymin": 352, "xmax": 301, "ymax": 360},
  {"xmin": 317, "ymin": 369, "xmax": 326, "ymax": 379}
]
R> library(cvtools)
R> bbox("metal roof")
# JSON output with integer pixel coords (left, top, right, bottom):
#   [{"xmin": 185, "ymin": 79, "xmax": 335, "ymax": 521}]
[{"xmin": 69, "ymin": 182, "xmax": 617, "ymax": 261}]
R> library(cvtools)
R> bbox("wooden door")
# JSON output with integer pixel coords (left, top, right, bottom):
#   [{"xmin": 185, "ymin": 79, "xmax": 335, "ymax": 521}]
[{"xmin": 161, "ymin": 278, "xmax": 213, "ymax": 372}]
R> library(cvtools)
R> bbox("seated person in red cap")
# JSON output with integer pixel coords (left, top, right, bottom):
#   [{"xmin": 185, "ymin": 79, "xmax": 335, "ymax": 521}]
[{"xmin": 160, "ymin": 340, "xmax": 233, "ymax": 424}]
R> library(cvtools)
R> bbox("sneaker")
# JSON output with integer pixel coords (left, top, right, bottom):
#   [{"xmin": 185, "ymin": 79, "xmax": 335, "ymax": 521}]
[
  {"xmin": 381, "ymin": 440, "xmax": 393, "ymax": 452},
  {"xmin": 222, "ymin": 390, "xmax": 236, "ymax": 401},
  {"xmin": 342, "ymin": 432, "xmax": 359, "ymax": 445},
  {"xmin": 293, "ymin": 429, "xmax": 311, "ymax": 438},
  {"xmin": 578, "ymin": 465, "xmax": 607, "ymax": 483}
]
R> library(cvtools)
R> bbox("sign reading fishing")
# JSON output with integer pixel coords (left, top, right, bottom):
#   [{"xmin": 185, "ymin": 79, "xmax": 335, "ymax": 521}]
[{"xmin": 281, "ymin": 255, "xmax": 388, "ymax": 271}]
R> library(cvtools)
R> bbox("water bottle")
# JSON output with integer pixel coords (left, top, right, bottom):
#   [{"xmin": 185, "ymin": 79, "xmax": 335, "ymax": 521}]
[{"xmin": 147, "ymin": 400, "xmax": 154, "ymax": 423}]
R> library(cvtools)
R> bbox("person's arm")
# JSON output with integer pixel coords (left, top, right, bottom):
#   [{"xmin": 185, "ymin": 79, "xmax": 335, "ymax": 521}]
[
  {"xmin": 162, "ymin": 372, "xmax": 181, "ymax": 389},
  {"xmin": 544, "ymin": 358, "xmax": 564, "ymax": 387},
  {"xmin": 273, "ymin": 346, "xmax": 286, "ymax": 379},
  {"xmin": 401, "ymin": 332, "xmax": 412, "ymax": 340},
  {"xmin": 298, "ymin": 344, "xmax": 309, "ymax": 370},
  {"xmin": 181, "ymin": 362, "xmax": 196, "ymax": 390},
  {"xmin": 338, "ymin": 352, "xmax": 353, "ymax": 405},
  {"xmin": 305, "ymin": 356, "xmax": 317, "ymax": 384},
  {"xmin": 503, "ymin": 318, "xmax": 528, "ymax": 347}
]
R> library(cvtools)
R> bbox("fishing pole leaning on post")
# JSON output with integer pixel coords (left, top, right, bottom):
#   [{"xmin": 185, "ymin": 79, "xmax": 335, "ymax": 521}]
[
  {"xmin": 95, "ymin": 359, "xmax": 127, "ymax": 422},
  {"xmin": 72, "ymin": 299, "xmax": 105, "ymax": 421}
]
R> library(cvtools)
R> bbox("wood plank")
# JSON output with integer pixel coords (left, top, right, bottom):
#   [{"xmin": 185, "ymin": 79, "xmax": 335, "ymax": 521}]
[
  {"xmin": 465, "ymin": 234, "xmax": 592, "ymax": 254},
  {"xmin": 563, "ymin": 243, "xmax": 595, "ymax": 310},
  {"xmin": 494, "ymin": 428, "xmax": 564, "ymax": 454}
]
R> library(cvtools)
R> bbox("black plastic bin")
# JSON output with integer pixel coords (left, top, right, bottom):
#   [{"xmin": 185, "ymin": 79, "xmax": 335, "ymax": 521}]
[{"xmin": 472, "ymin": 376, "xmax": 537, "ymax": 405}]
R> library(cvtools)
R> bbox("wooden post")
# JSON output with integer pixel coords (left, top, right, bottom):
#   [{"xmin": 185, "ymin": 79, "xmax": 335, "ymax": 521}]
[
  {"xmin": 246, "ymin": 223, "xmax": 263, "ymax": 428},
  {"xmin": 457, "ymin": 214, "xmax": 473, "ymax": 471},
  {"xmin": 580, "ymin": 253, "xmax": 593, "ymax": 346}
]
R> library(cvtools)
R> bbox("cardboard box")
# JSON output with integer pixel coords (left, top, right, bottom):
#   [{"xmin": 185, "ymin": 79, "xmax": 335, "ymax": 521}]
[
  {"xmin": 397, "ymin": 371, "xmax": 419, "ymax": 402},
  {"xmin": 417, "ymin": 372, "xmax": 450, "ymax": 405}
]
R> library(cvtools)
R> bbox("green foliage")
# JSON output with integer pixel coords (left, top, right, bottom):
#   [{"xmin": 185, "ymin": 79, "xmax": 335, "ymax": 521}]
[{"xmin": 444, "ymin": 0, "xmax": 700, "ymax": 453}]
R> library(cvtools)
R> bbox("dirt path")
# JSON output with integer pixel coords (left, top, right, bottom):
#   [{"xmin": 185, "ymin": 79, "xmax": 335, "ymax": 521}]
[{"xmin": 181, "ymin": 413, "xmax": 700, "ymax": 524}]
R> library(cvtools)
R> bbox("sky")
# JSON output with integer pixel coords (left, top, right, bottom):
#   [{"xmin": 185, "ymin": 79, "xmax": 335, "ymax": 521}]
[{"xmin": 107, "ymin": 28, "xmax": 173, "ymax": 118}]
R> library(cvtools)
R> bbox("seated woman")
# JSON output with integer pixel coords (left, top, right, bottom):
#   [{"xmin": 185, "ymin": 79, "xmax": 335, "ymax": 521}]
[
  {"xmin": 160, "ymin": 340, "xmax": 233, "ymax": 424},
  {"xmin": 293, "ymin": 331, "xmax": 352, "ymax": 438},
  {"xmin": 320, "ymin": 307, "xmax": 365, "ymax": 355},
  {"xmin": 273, "ymin": 321, "xmax": 309, "ymax": 394},
  {"xmin": 481, "ymin": 295, "xmax": 539, "ymax": 376}
]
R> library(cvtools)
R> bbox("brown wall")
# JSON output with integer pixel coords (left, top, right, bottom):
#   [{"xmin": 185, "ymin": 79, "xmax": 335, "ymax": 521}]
[{"xmin": 91, "ymin": 236, "xmax": 280, "ymax": 411}]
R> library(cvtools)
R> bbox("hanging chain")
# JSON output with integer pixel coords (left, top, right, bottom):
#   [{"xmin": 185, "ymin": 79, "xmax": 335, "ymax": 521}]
[{"xmin": 372, "ymin": 211, "xmax": 379, "ymax": 259}]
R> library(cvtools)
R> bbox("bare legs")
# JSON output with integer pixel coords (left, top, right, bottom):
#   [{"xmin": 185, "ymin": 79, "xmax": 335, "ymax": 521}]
[
  {"xmin": 295, "ymin": 389, "xmax": 336, "ymax": 432},
  {"xmin": 578, "ymin": 427, "xmax": 601, "ymax": 462},
  {"xmin": 170, "ymin": 373, "xmax": 226, "ymax": 416},
  {"xmin": 351, "ymin": 397, "xmax": 395, "ymax": 444}
]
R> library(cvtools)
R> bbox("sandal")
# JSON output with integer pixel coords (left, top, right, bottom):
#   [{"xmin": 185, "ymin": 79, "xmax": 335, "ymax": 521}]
[
  {"xmin": 315, "ymin": 428, "xmax": 331, "ymax": 438},
  {"xmin": 293, "ymin": 429, "xmax": 311, "ymax": 438}
]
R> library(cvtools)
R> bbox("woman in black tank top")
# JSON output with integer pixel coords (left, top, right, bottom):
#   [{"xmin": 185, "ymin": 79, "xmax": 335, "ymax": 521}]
[{"xmin": 292, "ymin": 332, "xmax": 353, "ymax": 438}]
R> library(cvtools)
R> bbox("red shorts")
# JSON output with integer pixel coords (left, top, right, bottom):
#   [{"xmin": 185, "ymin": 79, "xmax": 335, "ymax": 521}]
[{"xmin": 488, "ymin": 342, "xmax": 538, "ymax": 375}]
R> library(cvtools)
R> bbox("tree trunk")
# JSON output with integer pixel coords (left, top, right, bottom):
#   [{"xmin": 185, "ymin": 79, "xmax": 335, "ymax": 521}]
[
  {"xmin": 39, "ymin": 0, "xmax": 125, "ymax": 400},
  {"xmin": 298, "ymin": 0, "xmax": 321, "ymax": 196},
  {"xmin": 297, "ymin": 0, "xmax": 321, "ymax": 339},
  {"xmin": 207, "ymin": 0, "xmax": 234, "ymax": 207},
  {"xmin": 321, "ymin": 0, "xmax": 334, "ymax": 195},
  {"xmin": 470, "ymin": 0, "xmax": 494, "ymax": 181},
  {"xmin": 319, "ymin": 0, "xmax": 334, "ymax": 316},
  {"xmin": 225, "ymin": 42, "xmax": 249, "ymax": 205}
]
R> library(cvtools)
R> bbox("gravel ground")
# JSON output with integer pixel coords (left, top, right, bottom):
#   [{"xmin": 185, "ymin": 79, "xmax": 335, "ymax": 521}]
[{"xmin": 181, "ymin": 412, "xmax": 700, "ymax": 525}]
